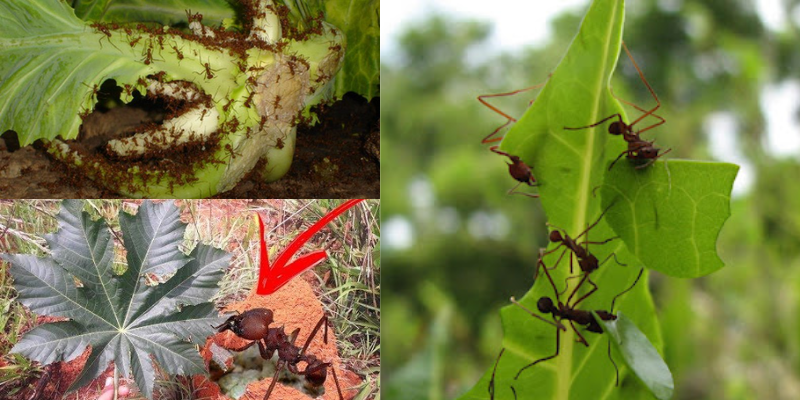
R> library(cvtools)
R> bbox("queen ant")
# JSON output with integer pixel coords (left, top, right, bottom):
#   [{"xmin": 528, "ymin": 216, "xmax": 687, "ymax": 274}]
[
  {"xmin": 564, "ymin": 42, "xmax": 671, "ymax": 170},
  {"xmin": 215, "ymin": 308, "xmax": 344, "ymax": 400}
]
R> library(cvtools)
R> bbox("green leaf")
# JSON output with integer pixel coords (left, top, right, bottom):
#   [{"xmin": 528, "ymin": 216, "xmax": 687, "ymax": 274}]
[
  {"xmin": 3, "ymin": 200, "xmax": 229, "ymax": 399},
  {"xmin": 327, "ymin": 0, "xmax": 380, "ymax": 99},
  {"xmin": 598, "ymin": 312, "xmax": 674, "ymax": 400},
  {"xmin": 0, "ymin": 0, "xmax": 346, "ymax": 197},
  {"xmin": 73, "ymin": 0, "xmax": 234, "ymax": 26},
  {"xmin": 457, "ymin": 0, "xmax": 662, "ymax": 398},
  {"xmin": 600, "ymin": 160, "xmax": 739, "ymax": 277}
]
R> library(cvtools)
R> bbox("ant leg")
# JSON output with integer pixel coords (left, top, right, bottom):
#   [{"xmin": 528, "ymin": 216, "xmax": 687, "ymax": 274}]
[
  {"xmin": 507, "ymin": 181, "xmax": 540, "ymax": 198},
  {"xmin": 607, "ymin": 149, "xmax": 629, "ymax": 171},
  {"xmin": 535, "ymin": 248, "xmax": 567, "ymax": 302},
  {"xmin": 300, "ymin": 314, "xmax": 329, "ymax": 356},
  {"xmin": 257, "ymin": 339, "xmax": 274, "ymax": 360},
  {"xmin": 607, "ymin": 337, "xmax": 620, "ymax": 386},
  {"xmin": 609, "ymin": 87, "xmax": 665, "ymax": 134},
  {"xmin": 226, "ymin": 340, "xmax": 256, "ymax": 353},
  {"xmin": 511, "ymin": 385, "xmax": 518, "ymax": 400},
  {"xmin": 610, "ymin": 268, "xmax": 644, "ymax": 311},
  {"xmin": 514, "ymin": 323, "xmax": 561, "ymax": 379},
  {"xmin": 570, "ymin": 320, "xmax": 590, "ymax": 347},
  {"xmin": 488, "ymin": 348, "xmax": 505, "ymax": 400},
  {"xmin": 478, "ymin": 82, "xmax": 548, "ymax": 144},
  {"xmin": 564, "ymin": 113, "xmax": 624, "ymax": 131},
  {"xmin": 263, "ymin": 359, "xmax": 284, "ymax": 400},
  {"xmin": 331, "ymin": 363, "xmax": 345, "ymax": 400},
  {"xmin": 599, "ymin": 251, "xmax": 626, "ymax": 268},
  {"xmin": 620, "ymin": 42, "xmax": 662, "ymax": 127},
  {"xmin": 568, "ymin": 275, "xmax": 598, "ymax": 308}
]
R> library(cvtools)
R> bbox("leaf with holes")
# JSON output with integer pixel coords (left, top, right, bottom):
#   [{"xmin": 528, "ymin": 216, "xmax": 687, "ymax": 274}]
[{"xmin": 2, "ymin": 200, "xmax": 230, "ymax": 399}]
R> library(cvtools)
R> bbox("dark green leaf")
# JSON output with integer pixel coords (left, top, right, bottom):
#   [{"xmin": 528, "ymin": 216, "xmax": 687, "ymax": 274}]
[{"xmin": 3, "ymin": 200, "xmax": 228, "ymax": 399}]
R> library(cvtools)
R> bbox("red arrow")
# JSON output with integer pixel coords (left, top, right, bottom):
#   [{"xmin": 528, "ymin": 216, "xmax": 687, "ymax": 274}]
[{"xmin": 256, "ymin": 199, "xmax": 365, "ymax": 295}]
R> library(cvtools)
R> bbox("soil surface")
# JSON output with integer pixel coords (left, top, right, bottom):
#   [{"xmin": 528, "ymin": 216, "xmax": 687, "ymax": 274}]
[{"xmin": 0, "ymin": 93, "xmax": 379, "ymax": 199}]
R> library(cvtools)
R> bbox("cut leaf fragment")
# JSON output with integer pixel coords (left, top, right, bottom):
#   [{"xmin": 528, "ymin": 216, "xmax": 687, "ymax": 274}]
[{"xmin": 597, "ymin": 312, "xmax": 674, "ymax": 400}]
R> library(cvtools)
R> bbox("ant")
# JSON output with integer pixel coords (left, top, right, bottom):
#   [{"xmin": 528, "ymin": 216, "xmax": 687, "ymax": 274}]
[
  {"xmin": 564, "ymin": 42, "xmax": 671, "ymax": 170},
  {"xmin": 200, "ymin": 62, "xmax": 215, "ymax": 79},
  {"xmin": 488, "ymin": 147, "xmax": 539, "ymax": 198},
  {"xmin": 172, "ymin": 45, "xmax": 184, "ymax": 60},
  {"xmin": 477, "ymin": 79, "xmax": 551, "ymax": 199},
  {"xmin": 539, "ymin": 205, "xmax": 624, "ymax": 305},
  {"xmin": 143, "ymin": 46, "xmax": 154, "ymax": 65},
  {"xmin": 215, "ymin": 308, "xmax": 344, "ymax": 400},
  {"xmin": 488, "ymin": 255, "xmax": 643, "ymax": 399}
]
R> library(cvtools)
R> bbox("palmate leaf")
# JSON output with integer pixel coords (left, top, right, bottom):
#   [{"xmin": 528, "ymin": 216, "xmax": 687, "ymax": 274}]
[
  {"xmin": 2, "ymin": 200, "xmax": 229, "ymax": 399},
  {"xmin": 458, "ymin": 0, "xmax": 666, "ymax": 399}
]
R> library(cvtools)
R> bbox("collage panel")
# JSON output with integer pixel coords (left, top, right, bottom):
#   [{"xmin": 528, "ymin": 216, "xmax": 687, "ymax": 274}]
[{"xmin": 0, "ymin": 199, "xmax": 379, "ymax": 399}]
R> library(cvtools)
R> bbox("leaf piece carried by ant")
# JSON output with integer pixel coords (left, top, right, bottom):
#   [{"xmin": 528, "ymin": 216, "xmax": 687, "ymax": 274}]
[{"xmin": 596, "ymin": 311, "xmax": 674, "ymax": 400}]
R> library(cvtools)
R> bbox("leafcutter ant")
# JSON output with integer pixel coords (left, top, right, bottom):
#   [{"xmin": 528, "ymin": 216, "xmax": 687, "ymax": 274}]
[
  {"xmin": 215, "ymin": 309, "xmax": 344, "ymax": 400},
  {"xmin": 488, "ymin": 147, "xmax": 539, "ymax": 198},
  {"xmin": 477, "ymin": 78, "xmax": 551, "ymax": 199},
  {"xmin": 539, "ymin": 205, "xmax": 624, "ymax": 304},
  {"xmin": 488, "ymin": 259, "xmax": 643, "ymax": 399},
  {"xmin": 564, "ymin": 42, "xmax": 671, "ymax": 170},
  {"xmin": 504, "ymin": 261, "xmax": 643, "ymax": 399}
]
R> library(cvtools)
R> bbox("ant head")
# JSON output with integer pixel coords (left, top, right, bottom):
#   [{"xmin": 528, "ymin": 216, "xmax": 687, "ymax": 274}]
[
  {"xmin": 608, "ymin": 121, "xmax": 627, "ymax": 135},
  {"xmin": 548, "ymin": 230, "xmax": 563, "ymax": 243},
  {"xmin": 537, "ymin": 297, "xmax": 556, "ymax": 313}
]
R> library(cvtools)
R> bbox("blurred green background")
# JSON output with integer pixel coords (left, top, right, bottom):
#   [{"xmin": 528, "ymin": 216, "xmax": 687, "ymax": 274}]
[{"xmin": 382, "ymin": 0, "xmax": 800, "ymax": 399}]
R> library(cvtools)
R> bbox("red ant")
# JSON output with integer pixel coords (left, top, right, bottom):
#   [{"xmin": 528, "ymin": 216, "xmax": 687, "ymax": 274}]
[
  {"xmin": 488, "ymin": 258, "xmax": 644, "ymax": 399},
  {"xmin": 564, "ymin": 42, "xmax": 671, "ymax": 170},
  {"xmin": 539, "ymin": 205, "xmax": 625, "ymax": 304},
  {"xmin": 215, "ymin": 308, "xmax": 344, "ymax": 400},
  {"xmin": 172, "ymin": 45, "xmax": 184, "ymax": 60},
  {"xmin": 477, "ymin": 79, "xmax": 551, "ymax": 199},
  {"xmin": 488, "ymin": 147, "xmax": 538, "ymax": 198},
  {"xmin": 143, "ymin": 46, "xmax": 154, "ymax": 65},
  {"xmin": 201, "ymin": 63, "xmax": 215, "ymax": 79}
]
